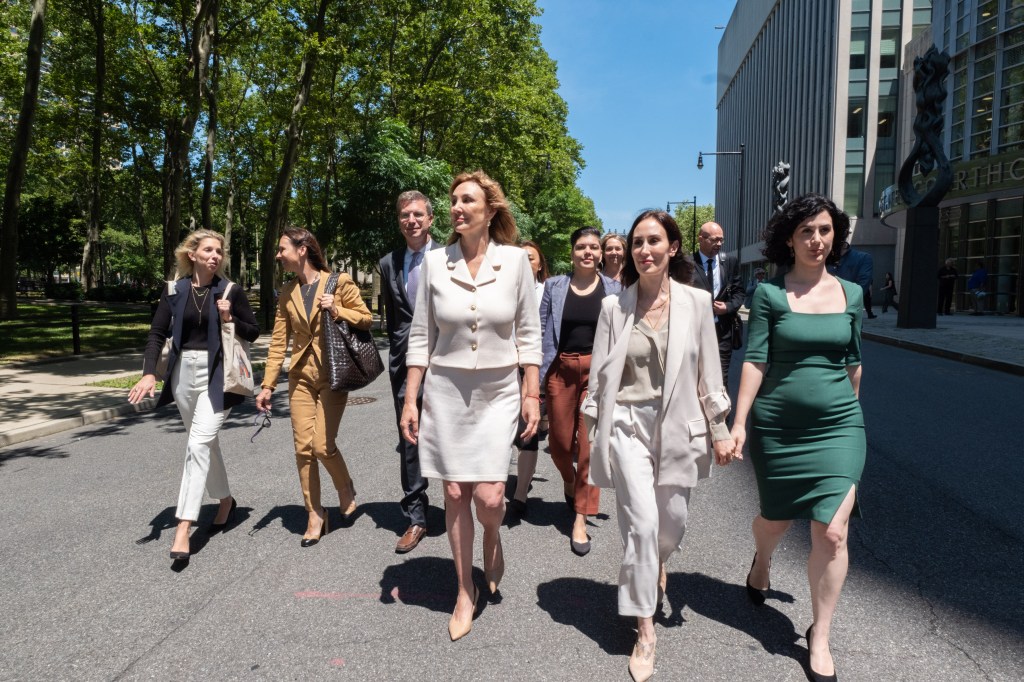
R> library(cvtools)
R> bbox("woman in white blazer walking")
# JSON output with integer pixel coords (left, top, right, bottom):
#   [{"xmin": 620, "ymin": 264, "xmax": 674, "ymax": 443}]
[
  {"xmin": 581, "ymin": 210, "xmax": 735, "ymax": 681},
  {"xmin": 401, "ymin": 170, "xmax": 542, "ymax": 642}
]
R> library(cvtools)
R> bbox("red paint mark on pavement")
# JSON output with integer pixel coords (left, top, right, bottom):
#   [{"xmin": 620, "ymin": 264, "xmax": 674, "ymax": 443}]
[{"xmin": 330, "ymin": 658, "xmax": 345, "ymax": 667}]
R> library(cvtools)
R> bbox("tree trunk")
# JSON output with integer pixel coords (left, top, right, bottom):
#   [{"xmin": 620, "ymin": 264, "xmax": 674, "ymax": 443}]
[
  {"xmin": 0, "ymin": 0, "xmax": 47, "ymax": 319},
  {"xmin": 131, "ymin": 145, "xmax": 150, "ymax": 261},
  {"xmin": 201, "ymin": 0, "xmax": 219, "ymax": 232},
  {"xmin": 223, "ymin": 174, "xmax": 234, "ymax": 277},
  {"xmin": 159, "ymin": 0, "xmax": 216, "ymax": 278},
  {"xmin": 81, "ymin": 0, "xmax": 105, "ymax": 291},
  {"xmin": 260, "ymin": 0, "xmax": 329, "ymax": 328}
]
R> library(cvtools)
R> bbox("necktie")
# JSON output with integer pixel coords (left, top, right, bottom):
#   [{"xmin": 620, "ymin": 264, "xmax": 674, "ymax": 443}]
[
  {"xmin": 407, "ymin": 250, "xmax": 423, "ymax": 309},
  {"xmin": 706, "ymin": 256, "xmax": 715, "ymax": 296}
]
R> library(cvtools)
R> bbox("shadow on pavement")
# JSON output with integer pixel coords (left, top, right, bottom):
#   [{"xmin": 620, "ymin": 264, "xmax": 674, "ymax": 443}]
[
  {"xmin": 535, "ymin": 577, "xmax": 632, "ymax": 656},
  {"xmin": 247, "ymin": 504, "xmax": 308, "ymax": 537},
  {"xmin": 379, "ymin": 558, "xmax": 488, "ymax": 618},
  {"xmin": 668, "ymin": 572, "xmax": 801, "ymax": 661},
  {"xmin": 356, "ymin": 501, "xmax": 447, "ymax": 538},
  {"xmin": 0, "ymin": 442, "xmax": 70, "ymax": 468}
]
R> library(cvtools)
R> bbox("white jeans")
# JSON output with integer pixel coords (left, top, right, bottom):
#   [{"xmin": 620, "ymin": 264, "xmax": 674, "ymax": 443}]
[
  {"xmin": 172, "ymin": 350, "xmax": 231, "ymax": 521},
  {"xmin": 609, "ymin": 400, "xmax": 692, "ymax": 618}
]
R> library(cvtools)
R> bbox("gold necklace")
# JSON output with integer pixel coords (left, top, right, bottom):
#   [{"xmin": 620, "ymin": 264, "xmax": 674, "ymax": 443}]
[
  {"xmin": 191, "ymin": 284, "xmax": 210, "ymax": 324},
  {"xmin": 640, "ymin": 287, "xmax": 670, "ymax": 329}
]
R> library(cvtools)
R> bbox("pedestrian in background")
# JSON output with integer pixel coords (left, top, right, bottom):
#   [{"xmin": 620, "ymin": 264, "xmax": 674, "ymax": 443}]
[
  {"xmin": 509, "ymin": 239, "xmax": 550, "ymax": 517},
  {"xmin": 832, "ymin": 241, "xmax": 876, "ymax": 318},
  {"xmin": 539, "ymin": 227, "xmax": 622, "ymax": 556},
  {"xmin": 580, "ymin": 209, "xmax": 733, "ymax": 682},
  {"xmin": 937, "ymin": 257, "xmax": 958, "ymax": 315},
  {"xmin": 967, "ymin": 261, "xmax": 988, "ymax": 315},
  {"xmin": 256, "ymin": 227, "xmax": 372, "ymax": 548},
  {"xmin": 731, "ymin": 194, "xmax": 865, "ymax": 682},
  {"xmin": 129, "ymin": 229, "xmax": 259, "ymax": 563},
  {"xmin": 744, "ymin": 267, "xmax": 766, "ymax": 309},
  {"xmin": 692, "ymin": 221, "xmax": 745, "ymax": 383},
  {"xmin": 378, "ymin": 190, "xmax": 442, "ymax": 554},
  {"xmin": 880, "ymin": 271, "xmax": 898, "ymax": 313},
  {"xmin": 601, "ymin": 232, "xmax": 628, "ymax": 284},
  {"xmin": 400, "ymin": 170, "xmax": 541, "ymax": 641}
]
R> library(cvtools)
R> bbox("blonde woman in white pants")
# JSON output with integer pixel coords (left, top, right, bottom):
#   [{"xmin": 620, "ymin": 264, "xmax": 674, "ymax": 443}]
[{"xmin": 129, "ymin": 229, "xmax": 259, "ymax": 563}]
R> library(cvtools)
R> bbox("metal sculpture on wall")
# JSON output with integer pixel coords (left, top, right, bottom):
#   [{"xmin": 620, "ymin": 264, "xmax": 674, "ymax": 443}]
[
  {"xmin": 771, "ymin": 161, "xmax": 790, "ymax": 214},
  {"xmin": 897, "ymin": 46, "xmax": 953, "ymax": 207}
]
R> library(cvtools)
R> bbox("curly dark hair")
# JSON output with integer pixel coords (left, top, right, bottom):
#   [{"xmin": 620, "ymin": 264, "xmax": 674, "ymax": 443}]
[
  {"xmin": 761, "ymin": 193, "xmax": 850, "ymax": 267},
  {"xmin": 621, "ymin": 210, "xmax": 695, "ymax": 287}
]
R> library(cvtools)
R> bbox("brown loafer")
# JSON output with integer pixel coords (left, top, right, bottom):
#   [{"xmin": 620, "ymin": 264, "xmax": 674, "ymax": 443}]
[{"xmin": 395, "ymin": 524, "xmax": 426, "ymax": 554}]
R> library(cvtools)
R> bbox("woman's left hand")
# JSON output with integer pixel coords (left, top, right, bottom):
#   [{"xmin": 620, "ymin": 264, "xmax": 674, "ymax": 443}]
[
  {"xmin": 520, "ymin": 396, "xmax": 540, "ymax": 441},
  {"xmin": 319, "ymin": 293, "xmax": 336, "ymax": 318},
  {"xmin": 216, "ymin": 297, "xmax": 232, "ymax": 322},
  {"xmin": 713, "ymin": 438, "xmax": 738, "ymax": 465}
]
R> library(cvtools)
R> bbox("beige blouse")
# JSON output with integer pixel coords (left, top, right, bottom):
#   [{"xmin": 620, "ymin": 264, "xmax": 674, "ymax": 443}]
[{"xmin": 617, "ymin": 319, "xmax": 669, "ymax": 402}]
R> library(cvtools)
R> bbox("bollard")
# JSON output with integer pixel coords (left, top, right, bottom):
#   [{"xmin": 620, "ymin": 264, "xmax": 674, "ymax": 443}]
[{"xmin": 71, "ymin": 304, "xmax": 82, "ymax": 355}]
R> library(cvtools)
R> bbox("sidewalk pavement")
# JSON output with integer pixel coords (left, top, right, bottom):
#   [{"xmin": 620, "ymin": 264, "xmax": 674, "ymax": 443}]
[{"xmin": 1, "ymin": 312, "xmax": 1021, "ymax": 449}]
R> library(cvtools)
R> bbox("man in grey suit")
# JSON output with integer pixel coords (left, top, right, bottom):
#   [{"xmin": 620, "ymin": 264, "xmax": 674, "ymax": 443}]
[
  {"xmin": 378, "ymin": 190, "xmax": 439, "ymax": 553},
  {"xmin": 692, "ymin": 221, "xmax": 745, "ymax": 385}
]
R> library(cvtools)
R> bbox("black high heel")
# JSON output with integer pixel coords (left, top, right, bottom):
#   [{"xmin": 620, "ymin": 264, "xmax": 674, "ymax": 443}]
[
  {"xmin": 208, "ymin": 497, "xmax": 237, "ymax": 533},
  {"xmin": 301, "ymin": 508, "xmax": 330, "ymax": 547},
  {"xmin": 745, "ymin": 553, "xmax": 770, "ymax": 606},
  {"xmin": 805, "ymin": 624, "xmax": 838, "ymax": 682}
]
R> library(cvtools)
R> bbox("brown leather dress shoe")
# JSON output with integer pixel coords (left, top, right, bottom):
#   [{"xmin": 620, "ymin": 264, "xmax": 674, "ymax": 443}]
[{"xmin": 395, "ymin": 524, "xmax": 426, "ymax": 553}]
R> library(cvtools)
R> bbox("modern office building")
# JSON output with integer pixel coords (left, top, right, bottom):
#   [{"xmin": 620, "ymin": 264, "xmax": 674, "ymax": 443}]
[
  {"xmin": 927, "ymin": 0, "xmax": 1023, "ymax": 315},
  {"xmin": 714, "ymin": 0, "xmax": 932, "ymax": 290}
]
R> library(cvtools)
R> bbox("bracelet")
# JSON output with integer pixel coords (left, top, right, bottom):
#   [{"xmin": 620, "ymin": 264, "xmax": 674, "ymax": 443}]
[{"xmin": 524, "ymin": 394, "xmax": 540, "ymax": 401}]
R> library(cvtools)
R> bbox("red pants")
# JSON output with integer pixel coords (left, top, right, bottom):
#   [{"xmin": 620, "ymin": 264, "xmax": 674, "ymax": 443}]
[{"xmin": 545, "ymin": 352, "xmax": 600, "ymax": 515}]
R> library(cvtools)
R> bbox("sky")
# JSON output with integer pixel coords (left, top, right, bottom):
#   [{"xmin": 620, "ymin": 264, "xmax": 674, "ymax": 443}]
[{"xmin": 535, "ymin": 1, "xmax": 738, "ymax": 233}]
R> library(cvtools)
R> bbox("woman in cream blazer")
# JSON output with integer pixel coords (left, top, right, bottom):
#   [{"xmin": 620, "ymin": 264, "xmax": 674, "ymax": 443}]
[
  {"xmin": 580, "ymin": 210, "xmax": 734, "ymax": 682},
  {"xmin": 256, "ymin": 227, "xmax": 373, "ymax": 547}
]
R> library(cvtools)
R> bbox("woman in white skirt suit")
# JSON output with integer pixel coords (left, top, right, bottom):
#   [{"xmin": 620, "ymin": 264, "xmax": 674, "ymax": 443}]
[{"xmin": 401, "ymin": 170, "xmax": 542, "ymax": 641}]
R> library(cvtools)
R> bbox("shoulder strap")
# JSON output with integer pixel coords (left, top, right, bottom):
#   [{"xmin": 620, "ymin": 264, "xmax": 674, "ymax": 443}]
[
  {"xmin": 325, "ymin": 271, "xmax": 340, "ymax": 295},
  {"xmin": 223, "ymin": 280, "xmax": 233, "ymax": 299},
  {"xmin": 167, "ymin": 280, "xmax": 175, "ymax": 295}
]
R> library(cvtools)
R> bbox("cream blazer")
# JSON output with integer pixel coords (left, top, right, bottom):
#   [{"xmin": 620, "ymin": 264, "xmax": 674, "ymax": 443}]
[
  {"xmin": 406, "ymin": 241, "xmax": 542, "ymax": 370},
  {"xmin": 261, "ymin": 271, "xmax": 373, "ymax": 391},
  {"xmin": 581, "ymin": 280, "xmax": 731, "ymax": 489}
]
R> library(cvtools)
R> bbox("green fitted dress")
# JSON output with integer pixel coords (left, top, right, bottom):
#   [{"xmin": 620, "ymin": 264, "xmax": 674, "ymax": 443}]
[{"xmin": 744, "ymin": 276, "xmax": 865, "ymax": 524}]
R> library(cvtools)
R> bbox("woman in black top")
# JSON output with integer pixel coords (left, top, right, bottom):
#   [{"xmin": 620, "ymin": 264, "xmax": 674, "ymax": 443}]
[
  {"xmin": 539, "ymin": 227, "xmax": 623, "ymax": 555},
  {"xmin": 129, "ymin": 229, "xmax": 259, "ymax": 562}
]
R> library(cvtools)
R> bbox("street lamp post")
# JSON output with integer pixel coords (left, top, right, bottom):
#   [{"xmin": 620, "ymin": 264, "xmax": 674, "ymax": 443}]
[
  {"xmin": 666, "ymin": 196, "xmax": 698, "ymax": 252},
  {"xmin": 697, "ymin": 143, "xmax": 745, "ymax": 253}
]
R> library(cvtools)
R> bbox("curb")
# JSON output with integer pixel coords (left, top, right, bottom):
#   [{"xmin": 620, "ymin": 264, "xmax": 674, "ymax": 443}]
[
  {"xmin": 0, "ymin": 397, "xmax": 160, "ymax": 449},
  {"xmin": 862, "ymin": 331, "xmax": 1024, "ymax": 376}
]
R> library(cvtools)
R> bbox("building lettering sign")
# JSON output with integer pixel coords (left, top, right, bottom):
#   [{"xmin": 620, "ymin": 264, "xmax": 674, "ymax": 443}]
[{"xmin": 879, "ymin": 151, "xmax": 1024, "ymax": 218}]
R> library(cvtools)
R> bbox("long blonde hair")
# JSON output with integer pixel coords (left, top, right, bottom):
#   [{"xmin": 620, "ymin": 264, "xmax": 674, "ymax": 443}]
[
  {"xmin": 448, "ymin": 170, "xmax": 518, "ymax": 246},
  {"xmin": 173, "ymin": 229, "xmax": 228, "ymax": 280}
]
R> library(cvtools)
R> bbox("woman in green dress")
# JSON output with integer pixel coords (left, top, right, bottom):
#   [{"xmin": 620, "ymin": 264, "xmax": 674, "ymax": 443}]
[{"xmin": 730, "ymin": 194, "xmax": 864, "ymax": 682}]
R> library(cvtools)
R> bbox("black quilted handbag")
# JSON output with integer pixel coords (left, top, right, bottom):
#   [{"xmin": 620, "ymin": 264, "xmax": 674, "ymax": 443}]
[{"xmin": 322, "ymin": 272, "xmax": 385, "ymax": 391}]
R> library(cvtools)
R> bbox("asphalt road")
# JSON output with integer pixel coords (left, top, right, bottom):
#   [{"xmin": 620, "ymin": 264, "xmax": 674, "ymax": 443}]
[{"xmin": 0, "ymin": 341, "xmax": 1021, "ymax": 681}]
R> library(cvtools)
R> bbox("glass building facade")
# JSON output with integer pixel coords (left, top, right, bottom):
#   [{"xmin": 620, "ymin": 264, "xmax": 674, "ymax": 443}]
[{"xmin": 935, "ymin": 0, "xmax": 1024, "ymax": 315}]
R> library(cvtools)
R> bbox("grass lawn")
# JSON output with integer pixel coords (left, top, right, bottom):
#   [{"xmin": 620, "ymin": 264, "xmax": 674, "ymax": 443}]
[{"xmin": 0, "ymin": 303, "xmax": 152, "ymax": 363}]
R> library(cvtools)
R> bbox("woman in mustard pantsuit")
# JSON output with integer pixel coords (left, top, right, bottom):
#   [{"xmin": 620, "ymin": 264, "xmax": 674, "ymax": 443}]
[
  {"xmin": 730, "ymin": 194, "xmax": 865, "ymax": 682},
  {"xmin": 256, "ymin": 227, "xmax": 373, "ymax": 547}
]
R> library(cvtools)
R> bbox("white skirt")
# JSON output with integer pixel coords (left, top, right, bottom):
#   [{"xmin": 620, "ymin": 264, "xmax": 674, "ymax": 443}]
[{"xmin": 419, "ymin": 364, "xmax": 520, "ymax": 482}]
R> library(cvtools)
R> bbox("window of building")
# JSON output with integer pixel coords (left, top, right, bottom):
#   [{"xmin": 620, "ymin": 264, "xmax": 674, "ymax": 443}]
[
  {"xmin": 1011, "ymin": 0, "xmax": 1024, "ymax": 29},
  {"xmin": 848, "ymin": 99, "xmax": 866, "ymax": 138},
  {"xmin": 951, "ymin": 55, "xmax": 967, "ymax": 161},
  {"xmin": 976, "ymin": 0, "xmax": 998, "ymax": 41},
  {"xmin": 1000, "ymin": 30, "xmax": 1024, "ymax": 152},
  {"xmin": 956, "ymin": 1, "xmax": 971, "ymax": 52},
  {"xmin": 844, "ymin": 166, "xmax": 864, "ymax": 218},
  {"xmin": 880, "ymin": 27, "xmax": 901, "ymax": 71},
  {"xmin": 971, "ymin": 39, "xmax": 997, "ymax": 157},
  {"xmin": 850, "ymin": 29, "xmax": 869, "ymax": 76}
]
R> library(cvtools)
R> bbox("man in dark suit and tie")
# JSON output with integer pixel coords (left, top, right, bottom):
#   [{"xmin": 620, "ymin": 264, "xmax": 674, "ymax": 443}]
[
  {"xmin": 379, "ymin": 190, "xmax": 439, "ymax": 553},
  {"xmin": 692, "ymin": 221, "xmax": 745, "ymax": 385}
]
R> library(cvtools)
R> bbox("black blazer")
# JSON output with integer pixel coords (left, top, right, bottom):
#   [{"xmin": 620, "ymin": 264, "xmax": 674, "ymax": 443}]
[
  {"xmin": 378, "ymin": 242, "xmax": 441, "ymax": 397},
  {"xmin": 691, "ymin": 251, "xmax": 745, "ymax": 341},
  {"xmin": 144, "ymin": 276, "xmax": 260, "ymax": 411}
]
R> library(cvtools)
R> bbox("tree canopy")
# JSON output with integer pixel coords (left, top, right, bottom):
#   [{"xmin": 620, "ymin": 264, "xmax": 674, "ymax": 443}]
[{"xmin": 0, "ymin": 0, "xmax": 600, "ymax": 316}]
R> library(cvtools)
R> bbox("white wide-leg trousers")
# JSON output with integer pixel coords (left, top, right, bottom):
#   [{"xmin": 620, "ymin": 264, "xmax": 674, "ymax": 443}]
[
  {"xmin": 609, "ymin": 400, "xmax": 692, "ymax": 618},
  {"xmin": 172, "ymin": 350, "xmax": 231, "ymax": 521}
]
